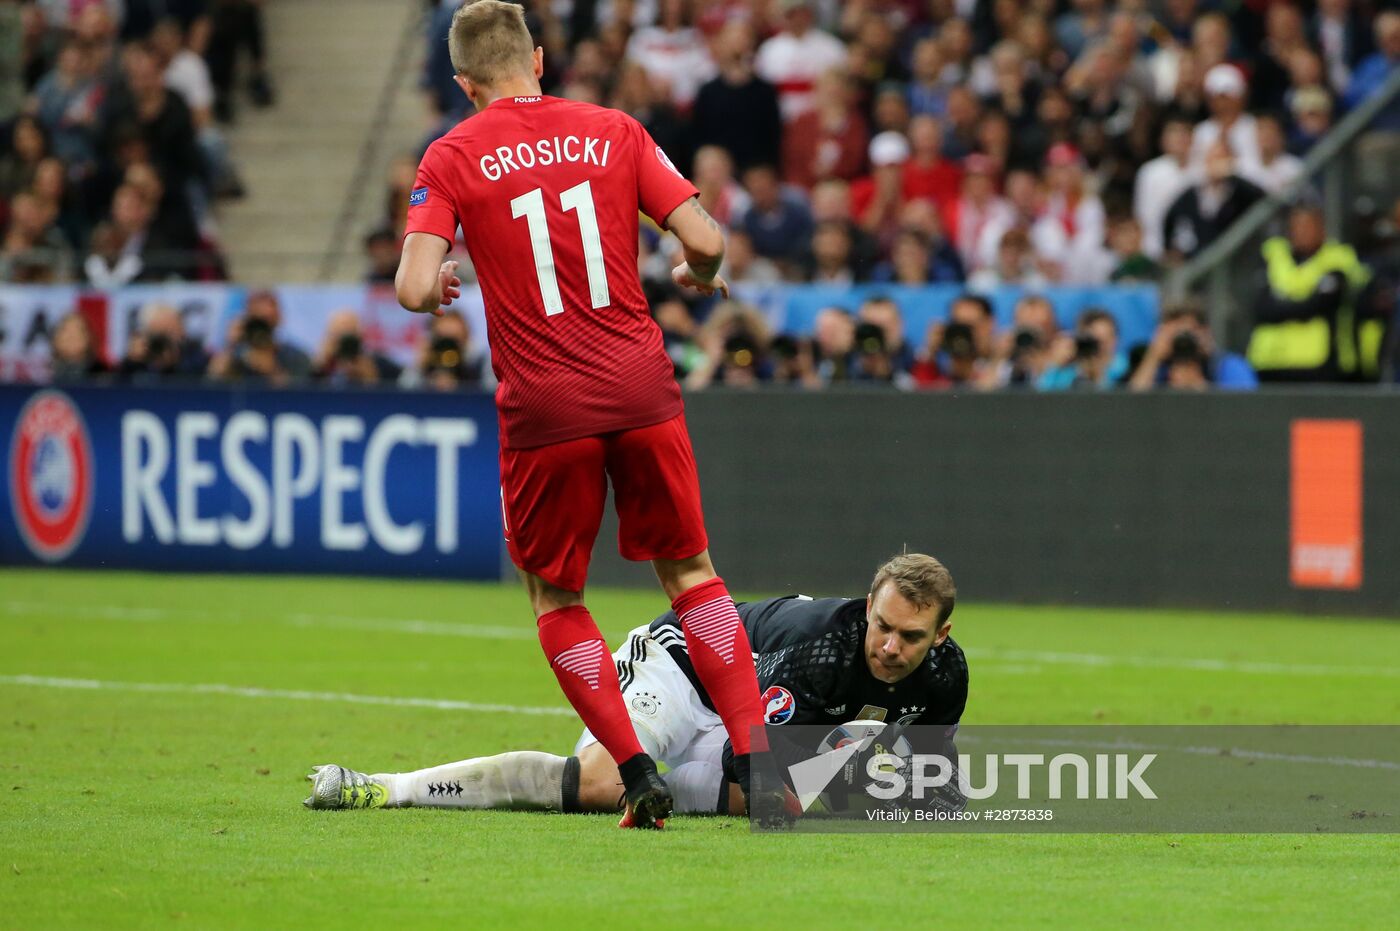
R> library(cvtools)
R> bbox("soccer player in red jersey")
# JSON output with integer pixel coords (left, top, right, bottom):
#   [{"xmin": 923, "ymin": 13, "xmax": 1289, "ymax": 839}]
[{"xmin": 395, "ymin": 0, "xmax": 767, "ymax": 829}]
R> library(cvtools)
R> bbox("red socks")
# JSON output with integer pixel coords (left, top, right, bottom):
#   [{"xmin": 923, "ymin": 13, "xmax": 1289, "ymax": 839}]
[
  {"xmin": 537, "ymin": 605, "xmax": 644, "ymax": 765},
  {"xmin": 672, "ymin": 577, "xmax": 766, "ymax": 755}
]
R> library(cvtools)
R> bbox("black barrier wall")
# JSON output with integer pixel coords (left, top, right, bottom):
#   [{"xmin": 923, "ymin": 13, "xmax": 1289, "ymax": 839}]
[{"xmin": 588, "ymin": 392, "xmax": 1400, "ymax": 617}]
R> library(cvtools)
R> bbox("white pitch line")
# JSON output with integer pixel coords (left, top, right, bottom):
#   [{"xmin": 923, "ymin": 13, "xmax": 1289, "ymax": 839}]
[
  {"xmin": 5, "ymin": 600, "xmax": 1400, "ymax": 678},
  {"xmin": 0, "ymin": 674, "xmax": 576, "ymax": 717}
]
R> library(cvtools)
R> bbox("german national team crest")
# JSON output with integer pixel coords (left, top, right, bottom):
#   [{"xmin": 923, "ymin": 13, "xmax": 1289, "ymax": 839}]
[
  {"xmin": 9, "ymin": 390, "xmax": 93, "ymax": 562},
  {"xmin": 762, "ymin": 686, "xmax": 795, "ymax": 725}
]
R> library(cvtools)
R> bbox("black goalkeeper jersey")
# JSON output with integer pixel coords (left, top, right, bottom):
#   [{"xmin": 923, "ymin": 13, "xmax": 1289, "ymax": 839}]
[{"xmin": 647, "ymin": 595, "xmax": 968, "ymax": 731}]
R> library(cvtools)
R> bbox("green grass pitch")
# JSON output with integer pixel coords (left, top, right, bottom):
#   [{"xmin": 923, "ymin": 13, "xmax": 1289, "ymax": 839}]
[{"xmin": 2, "ymin": 568, "xmax": 1399, "ymax": 929}]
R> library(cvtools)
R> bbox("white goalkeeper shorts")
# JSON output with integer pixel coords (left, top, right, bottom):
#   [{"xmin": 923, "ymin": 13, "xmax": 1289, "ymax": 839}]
[{"xmin": 574, "ymin": 625, "xmax": 728, "ymax": 771}]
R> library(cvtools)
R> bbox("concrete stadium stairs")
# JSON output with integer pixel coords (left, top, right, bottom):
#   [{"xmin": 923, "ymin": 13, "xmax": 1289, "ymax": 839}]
[{"xmin": 216, "ymin": 0, "xmax": 432, "ymax": 283}]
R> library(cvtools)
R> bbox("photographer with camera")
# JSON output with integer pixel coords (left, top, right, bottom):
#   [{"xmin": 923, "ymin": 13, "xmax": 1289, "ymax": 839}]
[
  {"xmin": 207, "ymin": 291, "xmax": 311, "ymax": 386},
  {"xmin": 683, "ymin": 300, "xmax": 773, "ymax": 390},
  {"xmin": 400, "ymin": 310, "xmax": 488, "ymax": 392},
  {"xmin": 980, "ymin": 294, "xmax": 1059, "ymax": 389},
  {"xmin": 313, "ymin": 310, "xmax": 401, "ymax": 388},
  {"xmin": 117, "ymin": 303, "xmax": 209, "ymax": 384},
  {"xmin": 912, "ymin": 295, "xmax": 998, "ymax": 390},
  {"xmin": 768, "ymin": 334, "xmax": 823, "ymax": 389},
  {"xmin": 1128, "ymin": 302, "xmax": 1258, "ymax": 391},
  {"xmin": 1038, "ymin": 308, "xmax": 1128, "ymax": 390}
]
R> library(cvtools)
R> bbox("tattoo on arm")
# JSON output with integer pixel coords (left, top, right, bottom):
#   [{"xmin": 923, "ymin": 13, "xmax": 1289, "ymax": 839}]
[{"xmin": 684, "ymin": 197, "xmax": 724, "ymax": 280}]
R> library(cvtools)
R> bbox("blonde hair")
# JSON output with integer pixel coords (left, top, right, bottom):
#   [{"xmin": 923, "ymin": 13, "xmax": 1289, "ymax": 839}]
[
  {"xmin": 870, "ymin": 553, "xmax": 956, "ymax": 626},
  {"xmin": 449, "ymin": 1, "xmax": 535, "ymax": 86}
]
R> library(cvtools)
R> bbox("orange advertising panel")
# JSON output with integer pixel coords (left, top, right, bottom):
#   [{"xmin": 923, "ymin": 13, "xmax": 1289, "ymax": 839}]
[{"xmin": 1290, "ymin": 419, "xmax": 1363, "ymax": 590}]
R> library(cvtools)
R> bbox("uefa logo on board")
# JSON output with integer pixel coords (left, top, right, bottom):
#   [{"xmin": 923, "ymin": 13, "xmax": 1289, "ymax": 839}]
[{"xmin": 8, "ymin": 390, "xmax": 94, "ymax": 562}]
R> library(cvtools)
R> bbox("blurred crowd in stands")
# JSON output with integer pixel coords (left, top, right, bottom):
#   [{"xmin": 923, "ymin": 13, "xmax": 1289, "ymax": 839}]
[
  {"xmin": 6, "ymin": 0, "xmax": 1400, "ymax": 389},
  {"xmin": 370, "ymin": 0, "xmax": 1400, "ymax": 386},
  {"xmin": 0, "ymin": 0, "xmax": 273, "ymax": 284}
]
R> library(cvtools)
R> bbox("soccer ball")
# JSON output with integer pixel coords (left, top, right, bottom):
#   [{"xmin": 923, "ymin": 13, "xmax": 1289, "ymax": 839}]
[{"xmin": 808, "ymin": 720, "xmax": 914, "ymax": 814}]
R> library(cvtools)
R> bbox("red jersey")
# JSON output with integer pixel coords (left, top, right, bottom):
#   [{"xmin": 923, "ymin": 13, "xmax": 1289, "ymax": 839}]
[{"xmin": 405, "ymin": 96, "xmax": 698, "ymax": 449}]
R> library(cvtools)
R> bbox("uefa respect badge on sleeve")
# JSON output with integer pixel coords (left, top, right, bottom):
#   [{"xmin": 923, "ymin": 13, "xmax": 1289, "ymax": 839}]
[{"xmin": 749, "ymin": 725, "xmax": 1400, "ymax": 833}]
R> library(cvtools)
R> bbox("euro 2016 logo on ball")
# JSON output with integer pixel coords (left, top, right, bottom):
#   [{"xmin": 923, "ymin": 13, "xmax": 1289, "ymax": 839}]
[
  {"xmin": 9, "ymin": 390, "xmax": 94, "ymax": 562},
  {"xmin": 763, "ymin": 685, "xmax": 795, "ymax": 725}
]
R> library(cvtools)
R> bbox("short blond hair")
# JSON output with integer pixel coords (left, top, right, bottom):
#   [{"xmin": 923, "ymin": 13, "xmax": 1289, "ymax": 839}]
[
  {"xmin": 870, "ymin": 553, "xmax": 956, "ymax": 626},
  {"xmin": 449, "ymin": 1, "xmax": 535, "ymax": 86}
]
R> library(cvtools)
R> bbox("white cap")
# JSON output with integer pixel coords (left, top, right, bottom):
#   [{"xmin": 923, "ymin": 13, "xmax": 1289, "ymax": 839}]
[
  {"xmin": 1204, "ymin": 64, "xmax": 1247, "ymax": 98},
  {"xmin": 869, "ymin": 131, "xmax": 911, "ymax": 168}
]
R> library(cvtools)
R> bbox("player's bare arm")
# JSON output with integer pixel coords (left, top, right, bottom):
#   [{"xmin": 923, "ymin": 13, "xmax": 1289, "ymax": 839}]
[
  {"xmin": 394, "ymin": 232, "xmax": 462, "ymax": 316},
  {"xmin": 666, "ymin": 196, "xmax": 730, "ymax": 299}
]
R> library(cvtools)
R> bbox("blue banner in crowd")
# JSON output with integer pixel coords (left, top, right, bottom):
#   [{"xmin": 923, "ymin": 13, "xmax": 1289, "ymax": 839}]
[
  {"xmin": 733, "ymin": 283, "xmax": 1161, "ymax": 350},
  {"xmin": 0, "ymin": 385, "xmax": 502, "ymax": 579}
]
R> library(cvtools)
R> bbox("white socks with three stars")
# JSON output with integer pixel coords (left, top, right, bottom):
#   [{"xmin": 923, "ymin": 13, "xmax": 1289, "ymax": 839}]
[{"xmin": 375, "ymin": 751, "xmax": 573, "ymax": 811}]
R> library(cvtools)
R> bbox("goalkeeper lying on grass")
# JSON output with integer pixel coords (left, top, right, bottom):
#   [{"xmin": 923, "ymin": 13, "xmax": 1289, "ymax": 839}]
[{"xmin": 304, "ymin": 554, "xmax": 967, "ymax": 816}]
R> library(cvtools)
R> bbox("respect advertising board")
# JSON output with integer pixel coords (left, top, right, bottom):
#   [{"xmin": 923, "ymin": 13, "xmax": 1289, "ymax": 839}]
[{"xmin": 0, "ymin": 385, "xmax": 502, "ymax": 578}]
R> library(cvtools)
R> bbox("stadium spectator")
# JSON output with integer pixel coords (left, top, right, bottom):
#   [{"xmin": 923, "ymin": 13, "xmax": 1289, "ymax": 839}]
[
  {"xmin": 117, "ymin": 302, "xmax": 209, "ymax": 383},
  {"xmin": 48, "ymin": 311, "xmax": 107, "ymax": 383},
  {"xmin": 82, "ymin": 220, "xmax": 141, "ymax": 285},
  {"xmin": 781, "ymin": 68, "xmax": 868, "ymax": 190},
  {"xmin": 803, "ymin": 219, "xmax": 856, "ymax": 284},
  {"xmin": 1250, "ymin": 113, "xmax": 1305, "ymax": 196},
  {"xmin": 691, "ymin": 145, "xmax": 750, "ymax": 229},
  {"xmin": 985, "ymin": 293, "xmax": 1060, "ymax": 388},
  {"xmin": 911, "ymin": 292, "xmax": 998, "ymax": 390},
  {"xmin": 29, "ymin": 41, "xmax": 103, "ymax": 172},
  {"xmin": 850, "ymin": 130, "xmax": 911, "ymax": 247},
  {"xmin": 805, "ymin": 178, "xmax": 879, "ymax": 280},
  {"xmin": 3, "ymin": 180, "xmax": 72, "ymax": 282},
  {"xmin": 691, "ymin": 22, "xmax": 781, "ymax": 173},
  {"xmin": 0, "ymin": 115, "xmax": 49, "ymax": 203},
  {"xmin": 314, "ymin": 310, "xmax": 402, "ymax": 387},
  {"xmin": 1247, "ymin": 203, "xmax": 1378, "ymax": 382},
  {"xmin": 813, "ymin": 305, "xmax": 857, "ymax": 383},
  {"xmin": 1343, "ymin": 12, "xmax": 1400, "ymax": 125},
  {"xmin": 1035, "ymin": 142, "xmax": 1105, "ymax": 282},
  {"xmin": 206, "ymin": 0, "xmax": 275, "ymax": 123},
  {"xmin": 967, "ymin": 227, "xmax": 1047, "ymax": 290},
  {"xmin": 97, "ymin": 183, "xmax": 186, "ymax": 282},
  {"xmin": 1129, "ymin": 302, "xmax": 1258, "ymax": 390},
  {"xmin": 1038, "ymin": 307, "xmax": 1127, "ymax": 390},
  {"xmin": 151, "ymin": 16, "xmax": 244, "ymax": 200},
  {"xmin": 895, "ymin": 199, "xmax": 965, "ymax": 283},
  {"xmin": 755, "ymin": 0, "xmax": 846, "ymax": 123},
  {"xmin": 400, "ymin": 309, "xmax": 487, "ymax": 392},
  {"xmin": 624, "ymin": 0, "xmax": 714, "ymax": 108},
  {"xmin": 1289, "ymin": 84, "xmax": 1335, "ymax": 154},
  {"xmin": 684, "ymin": 300, "xmax": 773, "ymax": 390},
  {"xmin": 948, "ymin": 154, "xmax": 1011, "ymax": 273},
  {"xmin": 1103, "ymin": 217, "xmax": 1162, "ymax": 284},
  {"xmin": 1190, "ymin": 64, "xmax": 1261, "ymax": 178},
  {"xmin": 721, "ymin": 228, "xmax": 781, "ymax": 285},
  {"xmin": 902, "ymin": 114, "xmax": 962, "ymax": 220},
  {"xmin": 364, "ymin": 227, "xmax": 400, "ymax": 285},
  {"xmin": 1161, "ymin": 140, "xmax": 1265, "ymax": 264},
  {"xmin": 207, "ymin": 290, "xmax": 311, "ymax": 385},
  {"xmin": 1313, "ymin": 0, "xmax": 1368, "ymax": 95},
  {"xmin": 857, "ymin": 294, "xmax": 913, "ymax": 375},
  {"xmin": 1134, "ymin": 115, "xmax": 1195, "ymax": 260},
  {"xmin": 768, "ymin": 333, "xmax": 823, "ymax": 388},
  {"xmin": 906, "ymin": 37, "xmax": 950, "ymax": 119},
  {"xmin": 734, "ymin": 163, "xmax": 812, "ymax": 268}
]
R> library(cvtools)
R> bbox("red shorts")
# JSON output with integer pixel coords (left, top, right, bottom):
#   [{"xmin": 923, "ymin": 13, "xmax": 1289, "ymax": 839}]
[{"xmin": 499, "ymin": 414, "xmax": 709, "ymax": 592}]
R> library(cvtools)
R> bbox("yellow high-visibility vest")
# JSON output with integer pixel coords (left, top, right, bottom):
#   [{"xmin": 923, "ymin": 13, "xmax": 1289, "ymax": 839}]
[{"xmin": 1247, "ymin": 238, "xmax": 1375, "ymax": 375}]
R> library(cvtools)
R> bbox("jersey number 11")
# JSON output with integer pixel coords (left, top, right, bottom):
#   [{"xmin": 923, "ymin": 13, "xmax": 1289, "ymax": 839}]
[{"xmin": 510, "ymin": 180, "xmax": 610, "ymax": 316}]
